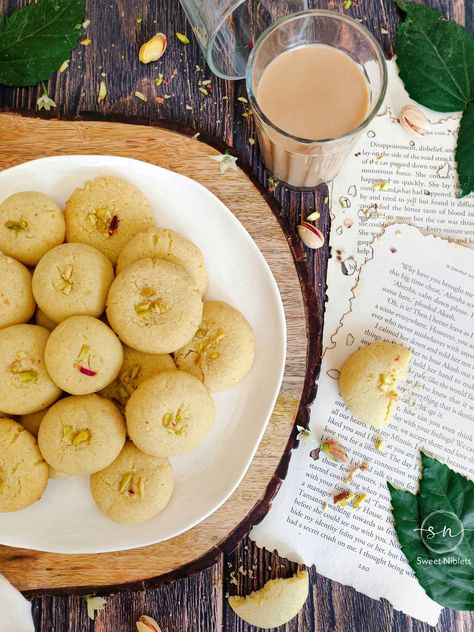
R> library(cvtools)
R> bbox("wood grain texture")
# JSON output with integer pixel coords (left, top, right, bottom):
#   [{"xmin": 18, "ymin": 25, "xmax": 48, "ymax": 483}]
[
  {"xmin": 0, "ymin": 113, "xmax": 312, "ymax": 592},
  {"xmin": 0, "ymin": 0, "xmax": 473, "ymax": 630}
]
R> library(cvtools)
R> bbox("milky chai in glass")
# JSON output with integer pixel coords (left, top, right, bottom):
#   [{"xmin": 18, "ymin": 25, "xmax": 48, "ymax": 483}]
[{"xmin": 247, "ymin": 11, "xmax": 387, "ymax": 190}]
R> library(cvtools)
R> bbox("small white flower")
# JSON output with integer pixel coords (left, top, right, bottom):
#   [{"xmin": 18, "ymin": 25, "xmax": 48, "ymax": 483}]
[
  {"xmin": 84, "ymin": 595, "xmax": 107, "ymax": 620},
  {"xmin": 296, "ymin": 425, "xmax": 311, "ymax": 441},
  {"xmin": 211, "ymin": 151, "xmax": 238, "ymax": 174},
  {"xmin": 37, "ymin": 82, "xmax": 56, "ymax": 111}
]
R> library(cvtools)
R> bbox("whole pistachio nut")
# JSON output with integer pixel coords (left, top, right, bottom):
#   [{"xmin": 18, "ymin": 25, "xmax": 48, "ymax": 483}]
[
  {"xmin": 139, "ymin": 33, "xmax": 167, "ymax": 64},
  {"xmin": 297, "ymin": 222, "xmax": 325, "ymax": 250}
]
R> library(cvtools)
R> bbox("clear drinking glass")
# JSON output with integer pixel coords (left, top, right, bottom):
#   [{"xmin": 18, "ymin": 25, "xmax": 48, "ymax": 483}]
[
  {"xmin": 178, "ymin": 0, "xmax": 308, "ymax": 80},
  {"xmin": 246, "ymin": 10, "xmax": 388, "ymax": 189}
]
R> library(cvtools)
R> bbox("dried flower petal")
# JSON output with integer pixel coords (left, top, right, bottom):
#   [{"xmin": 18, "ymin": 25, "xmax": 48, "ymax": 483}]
[
  {"xmin": 79, "ymin": 366, "xmax": 96, "ymax": 376},
  {"xmin": 84, "ymin": 596, "xmax": 106, "ymax": 621},
  {"xmin": 322, "ymin": 439, "xmax": 348, "ymax": 462}
]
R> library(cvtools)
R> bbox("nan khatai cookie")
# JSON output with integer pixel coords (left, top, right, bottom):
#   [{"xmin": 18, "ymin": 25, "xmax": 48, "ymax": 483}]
[
  {"xmin": 174, "ymin": 301, "xmax": 255, "ymax": 391},
  {"xmin": 0, "ymin": 418, "xmax": 49, "ymax": 512},
  {"xmin": 126, "ymin": 370, "xmax": 216, "ymax": 457},
  {"xmin": 0, "ymin": 324, "xmax": 61, "ymax": 415},
  {"xmin": 0, "ymin": 255, "xmax": 36, "ymax": 330},
  {"xmin": 0, "ymin": 191, "xmax": 65, "ymax": 266},
  {"xmin": 32, "ymin": 243, "xmax": 114, "ymax": 323},
  {"xmin": 44, "ymin": 316, "xmax": 123, "ymax": 395},
  {"xmin": 90, "ymin": 441, "xmax": 174, "ymax": 524},
  {"xmin": 339, "ymin": 341, "xmax": 412, "ymax": 428},
  {"xmin": 116, "ymin": 227, "xmax": 208, "ymax": 296},
  {"xmin": 64, "ymin": 176, "xmax": 155, "ymax": 264},
  {"xmin": 34, "ymin": 308, "xmax": 57, "ymax": 331},
  {"xmin": 19, "ymin": 408, "xmax": 49, "ymax": 438},
  {"xmin": 100, "ymin": 345, "xmax": 175, "ymax": 411},
  {"xmin": 38, "ymin": 395, "xmax": 126, "ymax": 476},
  {"xmin": 107, "ymin": 258, "xmax": 203, "ymax": 354}
]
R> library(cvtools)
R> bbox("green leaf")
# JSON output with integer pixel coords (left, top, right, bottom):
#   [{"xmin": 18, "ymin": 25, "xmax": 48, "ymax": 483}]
[
  {"xmin": 395, "ymin": 1, "xmax": 474, "ymax": 112},
  {"xmin": 0, "ymin": 0, "xmax": 85, "ymax": 87},
  {"xmin": 456, "ymin": 100, "xmax": 474, "ymax": 197},
  {"xmin": 389, "ymin": 454, "xmax": 474, "ymax": 610}
]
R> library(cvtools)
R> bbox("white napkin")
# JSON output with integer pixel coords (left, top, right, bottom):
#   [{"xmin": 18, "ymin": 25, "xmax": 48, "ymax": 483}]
[{"xmin": 0, "ymin": 574, "xmax": 34, "ymax": 632}]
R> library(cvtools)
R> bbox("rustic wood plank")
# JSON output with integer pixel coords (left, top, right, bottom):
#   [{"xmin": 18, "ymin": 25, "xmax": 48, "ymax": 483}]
[{"xmin": 0, "ymin": 0, "xmax": 473, "ymax": 630}]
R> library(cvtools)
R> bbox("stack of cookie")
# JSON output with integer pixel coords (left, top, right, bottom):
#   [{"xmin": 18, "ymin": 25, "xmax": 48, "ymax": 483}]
[{"xmin": 0, "ymin": 176, "xmax": 255, "ymax": 525}]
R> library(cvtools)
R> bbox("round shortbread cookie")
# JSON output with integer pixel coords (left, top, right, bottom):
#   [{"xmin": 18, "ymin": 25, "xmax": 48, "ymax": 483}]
[
  {"xmin": 174, "ymin": 301, "xmax": 255, "ymax": 391},
  {"xmin": 0, "ymin": 191, "xmax": 65, "ymax": 265},
  {"xmin": 90, "ymin": 441, "xmax": 174, "ymax": 524},
  {"xmin": 126, "ymin": 370, "xmax": 216, "ymax": 457},
  {"xmin": 34, "ymin": 308, "xmax": 57, "ymax": 331},
  {"xmin": 38, "ymin": 394, "xmax": 126, "ymax": 476},
  {"xmin": 116, "ymin": 227, "xmax": 207, "ymax": 295},
  {"xmin": 64, "ymin": 176, "xmax": 155, "ymax": 264},
  {"xmin": 19, "ymin": 408, "xmax": 48, "ymax": 438},
  {"xmin": 100, "ymin": 345, "xmax": 175, "ymax": 411},
  {"xmin": 0, "ymin": 255, "xmax": 36, "ymax": 330},
  {"xmin": 106, "ymin": 258, "xmax": 203, "ymax": 354},
  {"xmin": 0, "ymin": 418, "xmax": 49, "ymax": 512},
  {"xmin": 32, "ymin": 243, "xmax": 114, "ymax": 323},
  {"xmin": 44, "ymin": 315, "xmax": 123, "ymax": 395},
  {"xmin": 339, "ymin": 341, "xmax": 412, "ymax": 428},
  {"xmin": 0, "ymin": 324, "xmax": 61, "ymax": 415}
]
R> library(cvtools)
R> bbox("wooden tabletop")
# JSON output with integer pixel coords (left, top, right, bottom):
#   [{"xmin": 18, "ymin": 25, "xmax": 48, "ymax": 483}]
[{"xmin": 1, "ymin": 0, "xmax": 473, "ymax": 630}]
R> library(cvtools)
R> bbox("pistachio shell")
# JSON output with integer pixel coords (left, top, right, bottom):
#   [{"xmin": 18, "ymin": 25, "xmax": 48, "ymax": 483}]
[
  {"xmin": 297, "ymin": 222, "xmax": 325, "ymax": 249},
  {"xmin": 400, "ymin": 104, "xmax": 431, "ymax": 138},
  {"xmin": 139, "ymin": 33, "xmax": 167, "ymax": 64},
  {"xmin": 136, "ymin": 615, "xmax": 162, "ymax": 632}
]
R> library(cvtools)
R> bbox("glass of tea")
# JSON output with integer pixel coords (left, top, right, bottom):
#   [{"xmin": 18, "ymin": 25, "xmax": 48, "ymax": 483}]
[
  {"xmin": 246, "ymin": 10, "xmax": 388, "ymax": 189},
  {"xmin": 178, "ymin": 0, "xmax": 308, "ymax": 80}
]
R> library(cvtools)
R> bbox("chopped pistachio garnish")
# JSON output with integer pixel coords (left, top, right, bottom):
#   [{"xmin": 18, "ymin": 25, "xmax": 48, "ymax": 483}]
[
  {"xmin": 155, "ymin": 73, "xmax": 164, "ymax": 87},
  {"xmin": 176, "ymin": 32, "xmax": 189, "ymax": 44},
  {"xmin": 137, "ymin": 476, "xmax": 145, "ymax": 499},
  {"xmin": 333, "ymin": 490, "xmax": 355, "ymax": 507},
  {"xmin": 322, "ymin": 438, "xmax": 348, "ymax": 462},
  {"xmin": 119, "ymin": 472, "xmax": 133, "ymax": 494},
  {"xmin": 321, "ymin": 502, "xmax": 328, "ymax": 512},
  {"xmin": 374, "ymin": 437, "xmax": 385, "ymax": 451},
  {"xmin": 306, "ymin": 211, "xmax": 320, "ymax": 221},
  {"xmin": 237, "ymin": 96, "xmax": 248, "ymax": 103},
  {"xmin": 58, "ymin": 60, "xmax": 70, "ymax": 73},
  {"xmin": 80, "ymin": 38, "xmax": 92, "ymax": 46},
  {"xmin": 162, "ymin": 404, "xmax": 190, "ymax": 435},
  {"xmin": 18, "ymin": 370, "xmax": 38, "ymax": 382},
  {"xmin": 135, "ymin": 288, "xmax": 169, "ymax": 318},
  {"xmin": 199, "ymin": 87, "xmax": 209, "ymax": 96},
  {"xmin": 98, "ymin": 80, "xmax": 107, "ymax": 103},
  {"xmin": 5, "ymin": 219, "xmax": 27, "ymax": 233},
  {"xmin": 135, "ymin": 91, "xmax": 148, "ymax": 102},
  {"xmin": 63, "ymin": 425, "xmax": 74, "ymax": 441},
  {"xmin": 352, "ymin": 493, "xmax": 367, "ymax": 509},
  {"xmin": 72, "ymin": 429, "xmax": 91, "ymax": 446}
]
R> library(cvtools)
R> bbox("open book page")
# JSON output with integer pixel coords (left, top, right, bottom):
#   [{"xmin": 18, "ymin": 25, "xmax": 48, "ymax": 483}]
[
  {"xmin": 324, "ymin": 59, "xmax": 473, "ymax": 348},
  {"xmin": 252, "ymin": 224, "xmax": 474, "ymax": 624}
]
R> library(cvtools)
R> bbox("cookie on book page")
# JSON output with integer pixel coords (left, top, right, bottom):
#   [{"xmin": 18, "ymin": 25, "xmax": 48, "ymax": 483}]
[{"xmin": 339, "ymin": 341, "xmax": 412, "ymax": 428}]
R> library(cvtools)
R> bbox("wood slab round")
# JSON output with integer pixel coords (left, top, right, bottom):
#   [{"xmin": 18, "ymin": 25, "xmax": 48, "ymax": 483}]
[{"xmin": 0, "ymin": 112, "xmax": 316, "ymax": 595}]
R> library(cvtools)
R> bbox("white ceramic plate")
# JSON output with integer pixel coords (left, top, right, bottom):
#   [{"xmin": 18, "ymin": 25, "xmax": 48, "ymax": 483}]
[{"xmin": 0, "ymin": 155, "xmax": 286, "ymax": 553}]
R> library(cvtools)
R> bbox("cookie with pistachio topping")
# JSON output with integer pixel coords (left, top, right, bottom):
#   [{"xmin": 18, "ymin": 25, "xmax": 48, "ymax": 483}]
[
  {"xmin": 126, "ymin": 370, "xmax": 216, "ymax": 457},
  {"xmin": 32, "ymin": 243, "xmax": 114, "ymax": 323},
  {"xmin": 0, "ymin": 255, "xmax": 36, "ymax": 330},
  {"xmin": 90, "ymin": 441, "xmax": 174, "ymax": 524},
  {"xmin": 64, "ymin": 176, "xmax": 155, "ymax": 264},
  {"xmin": 99, "ymin": 345, "xmax": 175, "ymax": 412},
  {"xmin": 116, "ymin": 227, "xmax": 208, "ymax": 296},
  {"xmin": 339, "ymin": 341, "xmax": 412, "ymax": 428},
  {"xmin": 0, "ymin": 418, "xmax": 49, "ymax": 512},
  {"xmin": 44, "ymin": 315, "xmax": 123, "ymax": 395},
  {"xmin": 38, "ymin": 394, "xmax": 126, "ymax": 476},
  {"xmin": 106, "ymin": 258, "xmax": 203, "ymax": 354},
  {"xmin": 0, "ymin": 324, "xmax": 61, "ymax": 415},
  {"xmin": 0, "ymin": 191, "xmax": 65, "ymax": 266},
  {"xmin": 174, "ymin": 301, "xmax": 255, "ymax": 391}
]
